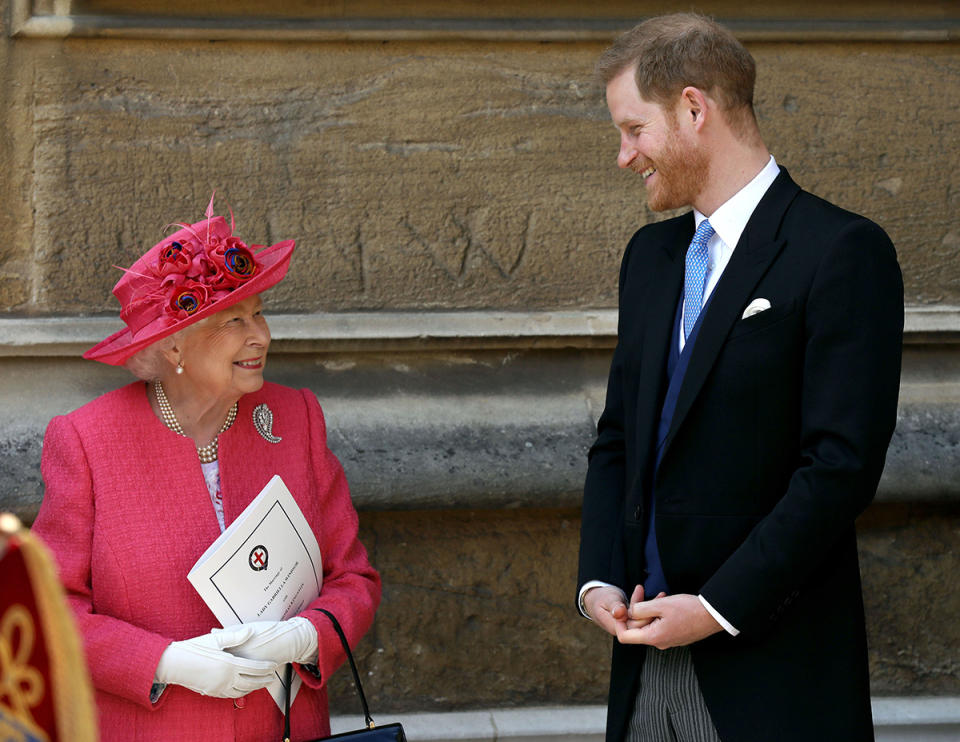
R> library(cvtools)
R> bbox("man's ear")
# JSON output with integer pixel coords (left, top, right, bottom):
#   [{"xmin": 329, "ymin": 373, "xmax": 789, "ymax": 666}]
[{"xmin": 679, "ymin": 86, "xmax": 710, "ymax": 131}]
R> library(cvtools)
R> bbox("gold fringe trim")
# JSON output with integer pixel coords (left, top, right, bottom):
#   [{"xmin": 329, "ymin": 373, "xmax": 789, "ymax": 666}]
[{"xmin": 3, "ymin": 515, "xmax": 99, "ymax": 741}]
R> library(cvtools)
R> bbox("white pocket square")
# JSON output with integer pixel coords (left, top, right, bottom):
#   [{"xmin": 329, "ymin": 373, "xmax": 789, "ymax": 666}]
[{"xmin": 742, "ymin": 298, "xmax": 771, "ymax": 319}]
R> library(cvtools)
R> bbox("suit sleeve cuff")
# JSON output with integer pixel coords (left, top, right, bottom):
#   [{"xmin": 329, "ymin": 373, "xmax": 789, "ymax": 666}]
[
  {"xmin": 578, "ymin": 581, "xmax": 627, "ymax": 620},
  {"xmin": 699, "ymin": 594, "xmax": 740, "ymax": 636}
]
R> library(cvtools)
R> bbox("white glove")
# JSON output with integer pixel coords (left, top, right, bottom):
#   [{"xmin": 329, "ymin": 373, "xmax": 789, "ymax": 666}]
[
  {"xmin": 218, "ymin": 616, "xmax": 318, "ymax": 666},
  {"xmin": 155, "ymin": 625, "xmax": 280, "ymax": 698}
]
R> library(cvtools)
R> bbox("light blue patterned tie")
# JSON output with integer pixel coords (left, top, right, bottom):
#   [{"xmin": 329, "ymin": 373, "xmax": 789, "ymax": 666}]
[{"xmin": 683, "ymin": 219, "xmax": 715, "ymax": 341}]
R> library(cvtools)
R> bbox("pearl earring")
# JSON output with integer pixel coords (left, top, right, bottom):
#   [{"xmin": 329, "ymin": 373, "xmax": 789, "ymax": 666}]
[{"xmin": 176, "ymin": 360, "xmax": 184, "ymax": 375}]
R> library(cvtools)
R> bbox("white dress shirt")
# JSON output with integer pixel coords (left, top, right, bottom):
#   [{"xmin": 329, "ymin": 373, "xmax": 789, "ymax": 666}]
[
  {"xmin": 680, "ymin": 155, "xmax": 781, "ymax": 352},
  {"xmin": 581, "ymin": 155, "xmax": 781, "ymax": 636}
]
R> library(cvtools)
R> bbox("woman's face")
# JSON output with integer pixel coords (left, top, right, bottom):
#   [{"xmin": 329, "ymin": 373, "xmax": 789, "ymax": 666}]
[{"xmin": 174, "ymin": 294, "xmax": 271, "ymax": 403}]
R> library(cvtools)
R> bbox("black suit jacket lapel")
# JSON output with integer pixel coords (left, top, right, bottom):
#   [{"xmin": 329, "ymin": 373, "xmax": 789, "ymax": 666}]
[
  {"xmin": 659, "ymin": 169, "xmax": 802, "ymax": 464},
  {"xmin": 630, "ymin": 214, "xmax": 691, "ymax": 470}
]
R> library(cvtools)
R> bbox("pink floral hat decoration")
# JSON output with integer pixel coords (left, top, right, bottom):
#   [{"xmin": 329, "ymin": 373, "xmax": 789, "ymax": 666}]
[{"xmin": 84, "ymin": 194, "xmax": 295, "ymax": 366}]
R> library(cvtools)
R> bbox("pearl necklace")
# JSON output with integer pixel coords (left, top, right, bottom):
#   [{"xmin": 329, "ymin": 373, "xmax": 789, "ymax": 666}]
[{"xmin": 154, "ymin": 381, "xmax": 237, "ymax": 464}]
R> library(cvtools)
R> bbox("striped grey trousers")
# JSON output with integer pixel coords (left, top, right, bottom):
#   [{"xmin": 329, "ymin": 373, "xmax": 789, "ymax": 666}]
[{"xmin": 626, "ymin": 646, "xmax": 723, "ymax": 742}]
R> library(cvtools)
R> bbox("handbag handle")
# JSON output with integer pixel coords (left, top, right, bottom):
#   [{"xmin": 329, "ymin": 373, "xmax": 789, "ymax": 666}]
[
  {"xmin": 283, "ymin": 662, "xmax": 293, "ymax": 742},
  {"xmin": 315, "ymin": 608, "xmax": 376, "ymax": 730},
  {"xmin": 282, "ymin": 608, "xmax": 376, "ymax": 740}
]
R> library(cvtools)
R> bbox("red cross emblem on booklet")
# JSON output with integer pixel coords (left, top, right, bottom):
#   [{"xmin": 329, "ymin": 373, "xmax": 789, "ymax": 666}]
[{"xmin": 248, "ymin": 545, "xmax": 268, "ymax": 571}]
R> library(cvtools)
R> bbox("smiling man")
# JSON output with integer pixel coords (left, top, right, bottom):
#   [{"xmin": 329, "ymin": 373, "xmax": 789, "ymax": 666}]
[{"xmin": 577, "ymin": 13, "xmax": 904, "ymax": 742}]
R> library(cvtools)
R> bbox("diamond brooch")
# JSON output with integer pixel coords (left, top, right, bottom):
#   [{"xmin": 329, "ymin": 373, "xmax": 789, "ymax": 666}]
[{"xmin": 253, "ymin": 403, "xmax": 282, "ymax": 444}]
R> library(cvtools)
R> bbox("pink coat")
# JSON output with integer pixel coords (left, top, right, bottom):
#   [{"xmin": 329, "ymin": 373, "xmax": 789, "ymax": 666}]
[{"xmin": 33, "ymin": 381, "xmax": 381, "ymax": 742}]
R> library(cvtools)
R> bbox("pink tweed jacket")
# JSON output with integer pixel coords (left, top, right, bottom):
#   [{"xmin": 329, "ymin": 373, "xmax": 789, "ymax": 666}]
[{"xmin": 33, "ymin": 381, "xmax": 381, "ymax": 742}]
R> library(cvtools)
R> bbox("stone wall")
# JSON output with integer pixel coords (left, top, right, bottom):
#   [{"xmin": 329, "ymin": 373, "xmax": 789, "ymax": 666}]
[{"xmin": 1, "ymin": 7, "xmax": 958, "ymax": 314}]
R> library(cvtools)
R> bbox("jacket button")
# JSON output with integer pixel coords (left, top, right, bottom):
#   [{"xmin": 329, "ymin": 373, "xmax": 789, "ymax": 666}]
[
  {"xmin": 634, "ymin": 505, "xmax": 642, "ymax": 520},
  {"xmin": 234, "ymin": 697, "xmax": 245, "ymax": 709}
]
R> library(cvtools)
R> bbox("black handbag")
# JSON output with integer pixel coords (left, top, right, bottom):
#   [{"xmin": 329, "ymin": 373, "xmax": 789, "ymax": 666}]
[{"xmin": 282, "ymin": 608, "xmax": 406, "ymax": 742}]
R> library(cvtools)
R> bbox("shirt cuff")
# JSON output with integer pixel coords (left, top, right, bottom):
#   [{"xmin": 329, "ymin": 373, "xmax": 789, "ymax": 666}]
[
  {"xmin": 578, "ymin": 581, "xmax": 628, "ymax": 620},
  {"xmin": 698, "ymin": 594, "xmax": 739, "ymax": 636}
]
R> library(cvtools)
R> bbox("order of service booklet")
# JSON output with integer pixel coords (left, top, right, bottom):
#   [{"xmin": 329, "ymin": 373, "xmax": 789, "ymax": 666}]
[{"xmin": 188, "ymin": 474, "xmax": 323, "ymax": 710}]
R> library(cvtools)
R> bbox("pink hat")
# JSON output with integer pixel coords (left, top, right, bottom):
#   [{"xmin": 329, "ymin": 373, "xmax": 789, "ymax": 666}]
[{"xmin": 84, "ymin": 196, "xmax": 295, "ymax": 366}]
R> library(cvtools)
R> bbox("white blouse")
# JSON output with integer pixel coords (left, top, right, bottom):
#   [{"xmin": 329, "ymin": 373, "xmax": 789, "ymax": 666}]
[{"xmin": 200, "ymin": 460, "xmax": 225, "ymax": 532}]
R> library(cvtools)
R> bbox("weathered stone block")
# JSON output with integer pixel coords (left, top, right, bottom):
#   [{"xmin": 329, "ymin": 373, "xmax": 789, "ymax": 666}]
[
  {"xmin": 2, "ymin": 38, "xmax": 956, "ymax": 315},
  {"xmin": 859, "ymin": 503, "xmax": 960, "ymax": 696},
  {"xmin": 328, "ymin": 508, "xmax": 609, "ymax": 714}
]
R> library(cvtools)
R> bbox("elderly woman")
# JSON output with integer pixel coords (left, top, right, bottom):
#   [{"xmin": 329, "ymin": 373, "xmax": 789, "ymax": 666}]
[{"xmin": 31, "ymin": 198, "xmax": 381, "ymax": 741}]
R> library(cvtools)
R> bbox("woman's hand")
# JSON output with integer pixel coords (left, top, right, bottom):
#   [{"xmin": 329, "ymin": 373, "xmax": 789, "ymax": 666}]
[
  {"xmin": 155, "ymin": 625, "xmax": 279, "ymax": 698},
  {"xmin": 218, "ymin": 617, "xmax": 318, "ymax": 665}
]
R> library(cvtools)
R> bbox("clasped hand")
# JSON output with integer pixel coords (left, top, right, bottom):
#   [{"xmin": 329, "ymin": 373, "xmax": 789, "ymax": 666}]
[
  {"xmin": 155, "ymin": 625, "xmax": 279, "ymax": 698},
  {"xmin": 216, "ymin": 616, "xmax": 318, "ymax": 666},
  {"xmin": 583, "ymin": 585, "xmax": 723, "ymax": 650},
  {"xmin": 155, "ymin": 617, "xmax": 318, "ymax": 699}
]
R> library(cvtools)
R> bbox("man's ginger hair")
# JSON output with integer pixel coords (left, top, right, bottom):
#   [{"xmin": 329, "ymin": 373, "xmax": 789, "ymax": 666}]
[{"xmin": 596, "ymin": 13, "xmax": 759, "ymax": 137}]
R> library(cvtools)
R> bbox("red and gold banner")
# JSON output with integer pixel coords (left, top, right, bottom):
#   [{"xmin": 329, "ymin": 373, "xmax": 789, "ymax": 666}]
[{"xmin": 0, "ymin": 514, "xmax": 97, "ymax": 742}]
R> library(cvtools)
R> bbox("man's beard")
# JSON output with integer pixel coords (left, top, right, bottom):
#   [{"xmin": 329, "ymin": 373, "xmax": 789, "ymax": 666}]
[{"xmin": 640, "ymin": 132, "xmax": 709, "ymax": 212}]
